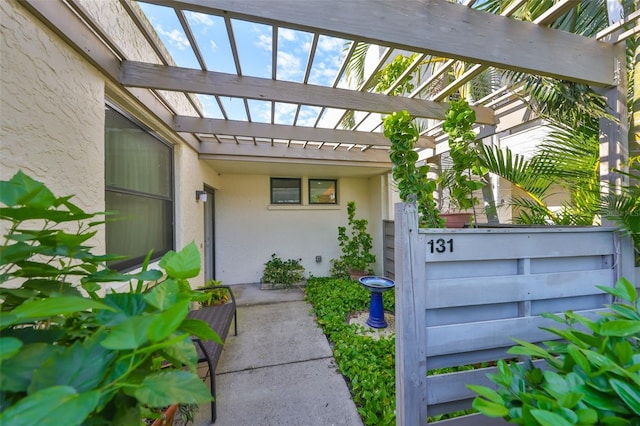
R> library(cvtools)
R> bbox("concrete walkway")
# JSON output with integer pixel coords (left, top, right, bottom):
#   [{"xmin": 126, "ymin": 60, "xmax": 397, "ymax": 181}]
[{"xmin": 188, "ymin": 284, "xmax": 363, "ymax": 426}]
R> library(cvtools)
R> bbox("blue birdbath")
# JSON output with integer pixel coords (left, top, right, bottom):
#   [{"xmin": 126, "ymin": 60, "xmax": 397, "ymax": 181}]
[{"xmin": 358, "ymin": 276, "xmax": 395, "ymax": 328}]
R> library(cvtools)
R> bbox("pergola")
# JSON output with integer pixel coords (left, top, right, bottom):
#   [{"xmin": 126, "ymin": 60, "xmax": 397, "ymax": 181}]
[{"xmin": 18, "ymin": 0, "xmax": 637, "ymax": 180}]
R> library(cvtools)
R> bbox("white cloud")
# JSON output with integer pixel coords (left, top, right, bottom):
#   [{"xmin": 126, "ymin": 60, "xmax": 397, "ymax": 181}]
[
  {"xmin": 274, "ymin": 103, "xmax": 297, "ymax": 124},
  {"xmin": 318, "ymin": 36, "xmax": 344, "ymax": 53},
  {"xmin": 279, "ymin": 28, "xmax": 296, "ymax": 42},
  {"xmin": 210, "ymin": 40, "xmax": 218, "ymax": 50},
  {"xmin": 277, "ymin": 51, "xmax": 302, "ymax": 80},
  {"xmin": 296, "ymin": 107, "xmax": 321, "ymax": 126},
  {"xmin": 256, "ymin": 33, "xmax": 272, "ymax": 51},
  {"xmin": 309, "ymin": 61, "xmax": 338, "ymax": 86},
  {"xmin": 188, "ymin": 12, "xmax": 214, "ymax": 27},
  {"xmin": 155, "ymin": 24, "xmax": 190, "ymax": 50}
]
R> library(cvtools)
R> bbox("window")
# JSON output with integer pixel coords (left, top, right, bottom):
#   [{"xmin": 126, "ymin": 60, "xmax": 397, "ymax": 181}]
[
  {"xmin": 105, "ymin": 105, "xmax": 174, "ymax": 270},
  {"xmin": 309, "ymin": 179, "xmax": 337, "ymax": 204},
  {"xmin": 271, "ymin": 178, "xmax": 301, "ymax": 204}
]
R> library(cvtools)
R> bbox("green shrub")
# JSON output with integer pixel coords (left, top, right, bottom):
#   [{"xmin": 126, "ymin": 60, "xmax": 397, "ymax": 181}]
[
  {"xmin": 329, "ymin": 258, "xmax": 350, "ymax": 280},
  {"xmin": 469, "ymin": 277, "xmax": 640, "ymax": 425},
  {"xmin": 261, "ymin": 253, "xmax": 305, "ymax": 288},
  {"xmin": 336, "ymin": 201, "xmax": 376, "ymax": 274}
]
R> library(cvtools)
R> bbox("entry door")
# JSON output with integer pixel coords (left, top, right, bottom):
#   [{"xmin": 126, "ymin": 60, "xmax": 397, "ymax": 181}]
[{"xmin": 203, "ymin": 186, "xmax": 215, "ymax": 281}]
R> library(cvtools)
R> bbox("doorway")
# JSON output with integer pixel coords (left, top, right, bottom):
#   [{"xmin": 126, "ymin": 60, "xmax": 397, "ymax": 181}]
[{"xmin": 203, "ymin": 185, "xmax": 215, "ymax": 281}]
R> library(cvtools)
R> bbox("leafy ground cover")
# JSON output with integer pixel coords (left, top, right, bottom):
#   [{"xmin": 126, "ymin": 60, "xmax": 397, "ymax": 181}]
[
  {"xmin": 305, "ymin": 277, "xmax": 477, "ymax": 425},
  {"xmin": 305, "ymin": 277, "xmax": 396, "ymax": 425}
]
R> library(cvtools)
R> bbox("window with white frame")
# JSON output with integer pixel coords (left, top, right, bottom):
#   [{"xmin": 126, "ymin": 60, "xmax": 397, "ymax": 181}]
[{"xmin": 104, "ymin": 105, "xmax": 174, "ymax": 270}]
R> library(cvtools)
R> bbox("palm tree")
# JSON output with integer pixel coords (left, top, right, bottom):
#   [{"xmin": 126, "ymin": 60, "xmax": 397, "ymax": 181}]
[{"xmin": 477, "ymin": 0, "xmax": 639, "ymax": 260}]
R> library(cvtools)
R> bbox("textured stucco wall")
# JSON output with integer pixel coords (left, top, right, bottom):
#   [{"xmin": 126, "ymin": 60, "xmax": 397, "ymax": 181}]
[
  {"xmin": 215, "ymin": 174, "xmax": 379, "ymax": 284},
  {"xmin": 174, "ymin": 144, "xmax": 220, "ymax": 267},
  {"xmin": 0, "ymin": 0, "xmax": 106, "ymax": 252}
]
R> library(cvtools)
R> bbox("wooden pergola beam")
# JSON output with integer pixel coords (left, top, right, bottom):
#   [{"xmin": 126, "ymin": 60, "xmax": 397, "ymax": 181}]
[
  {"xmin": 199, "ymin": 140, "xmax": 393, "ymax": 163},
  {"xmin": 175, "ymin": 116, "xmax": 435, "ymax": 148},
  {"xmin": 144, "ymin": 0, "xmax": 616, "ymax": 86},
  {"xmin": 120, "ymin": 61, "xmax": 495, "ymax": 124}
]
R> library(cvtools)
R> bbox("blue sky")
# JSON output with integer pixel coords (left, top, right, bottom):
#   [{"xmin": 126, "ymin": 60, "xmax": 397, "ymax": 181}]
[{"xmin": 138, "ymin": 2, "xmax": 349, "ymax": 127}]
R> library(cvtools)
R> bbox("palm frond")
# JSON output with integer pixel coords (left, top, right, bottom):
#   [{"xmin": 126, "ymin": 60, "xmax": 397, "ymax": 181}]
[
  {"xmin": 534, "ymin": 122, "xmax": 600, "ymax": 183},
  {"xmin": 508, "ymin": 196, "xmax": 556, "ymax": 225},
  {"xmin": 480, "ymin": 144, "xmax": 552, "ymax": 198},
  {"xmin": 344, "ymin": 41, "xmax": 370, "ymax": 89}
]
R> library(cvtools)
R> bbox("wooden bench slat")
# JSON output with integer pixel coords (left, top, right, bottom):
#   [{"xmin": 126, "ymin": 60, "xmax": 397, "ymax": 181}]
[{"xmin": 187, "ymin": 285, "xmax": 237, "ymax": 423}]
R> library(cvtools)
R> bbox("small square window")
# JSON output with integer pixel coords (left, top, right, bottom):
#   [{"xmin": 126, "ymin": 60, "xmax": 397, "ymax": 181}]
[
  {"xmin": 271, "ymin": 178, "xmax": 301, "ymax": 204},
  {"xmin": 309, "ymin": 179, "xmax": 337, "ymax": 204}
]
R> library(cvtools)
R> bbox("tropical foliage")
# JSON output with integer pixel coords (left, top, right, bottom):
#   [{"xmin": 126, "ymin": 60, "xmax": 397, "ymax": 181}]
[
  {"xmin": 0, "ymin": 171, "xmax": 217, "ymax": 425},
  {"xmin": 344, "ymin": 0, "xmax": 638, "ymax": 237},
  {"xmin": 439, "ymin": 99, "xmax": 488, "ymax": 213},
  {"xmin": 469, "ymin": 278, "xmax": 640, "ymax": 425}
]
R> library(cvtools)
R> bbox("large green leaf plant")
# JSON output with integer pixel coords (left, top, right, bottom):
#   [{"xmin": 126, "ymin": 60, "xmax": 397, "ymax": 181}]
[
  {"xmin": 469, "ymin": 278, "xmax": 640, "ymax": 425},
  {"xmin": 0, "ymin": 171, "xmax": 218, "ymax": 425}
]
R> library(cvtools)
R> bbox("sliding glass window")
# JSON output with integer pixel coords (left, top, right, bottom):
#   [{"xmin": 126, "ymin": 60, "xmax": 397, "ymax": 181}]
[{"xmin": 105, "ymin": 105, "xmax": 174, "ymax": 270}]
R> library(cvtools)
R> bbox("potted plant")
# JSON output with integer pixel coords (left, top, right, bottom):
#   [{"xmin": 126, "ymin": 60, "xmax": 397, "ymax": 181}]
[
  {"xmin": 336, "ymin": 201, "xmax": 377, "ymax": 280},
  {"xmin": 437, "ymin": 99, "xmax": 488, "ymax": 227},
  {"xmin": 199, "ymin": 279, "xmax": 229, "ymax": 307},
  {"xmin": 260, "ymin": 253, "xmax": 306, "ymax": 290},
  {"xmin": 383, "ymin": 110, "xmax": 444, "ymax": 228},
  {"xmin": 0, "ymin": 171, "xmax": 218, "ymax": 425}
]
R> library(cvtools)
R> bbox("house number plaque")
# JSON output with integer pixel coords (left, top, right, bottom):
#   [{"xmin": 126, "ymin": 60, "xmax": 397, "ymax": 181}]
[{"xmin": 427, "ymin": 238, "xmax": 454, "ymax": 253}]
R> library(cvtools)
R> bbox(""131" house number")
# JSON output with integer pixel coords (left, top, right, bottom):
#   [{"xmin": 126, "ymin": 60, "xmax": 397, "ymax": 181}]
[{"xmin": 427, "ymin": 238, "xmax": 454, "ymax": 253}]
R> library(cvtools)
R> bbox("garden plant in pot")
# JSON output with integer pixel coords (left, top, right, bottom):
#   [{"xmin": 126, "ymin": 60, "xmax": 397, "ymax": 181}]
[
  {"xmin": 335, "ymin": 201, "xmax": 376, "ymax": 280},
  {"xmin": 437, "ymin": 99, "xmax": 488, "ymax": 228},
  {"xmin": 0, "ymin": 171, "xmax": 218, "ymax": 425},
  {"xmin": 199, "ymin": 279, "xmax": 229, "ymax": 307}
]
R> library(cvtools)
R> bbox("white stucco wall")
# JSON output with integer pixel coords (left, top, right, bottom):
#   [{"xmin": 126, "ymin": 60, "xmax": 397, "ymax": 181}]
[
  {"xmin": 0, "ymin": 1, "xmax": 106, "ymax": 251},
  {"xmin": 215, "ymin": 174, "xmax": 383, "ymax": 284},
  {"xmin": 174, "ymin": 144, "xmax": 221, "ymax": 260}
]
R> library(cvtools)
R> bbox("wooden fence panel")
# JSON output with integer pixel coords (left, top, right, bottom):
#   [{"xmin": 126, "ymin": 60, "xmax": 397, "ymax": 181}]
[
  {"xmin": 383, "ymin": 219, "xmax": 395, "ymax": 280},
  {"xmin": 393, "ymin": 202, "xmax": 637, "ymax": 425}
]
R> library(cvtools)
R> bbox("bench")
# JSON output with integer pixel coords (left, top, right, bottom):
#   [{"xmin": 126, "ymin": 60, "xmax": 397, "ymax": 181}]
[{"xmin": 187, "ymin": 285, "xmax": 238, "ymax": 423}]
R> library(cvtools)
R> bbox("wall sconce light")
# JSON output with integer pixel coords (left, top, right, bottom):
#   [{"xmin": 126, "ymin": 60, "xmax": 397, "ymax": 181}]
[{"xmin": 195, "ymin": 190, "xmax": 208, "ymax": 202}]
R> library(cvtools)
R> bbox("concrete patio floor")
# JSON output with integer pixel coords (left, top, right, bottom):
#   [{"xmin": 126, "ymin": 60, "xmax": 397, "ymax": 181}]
[{"xmin": 186, "ymin": 283, "xmax": 363, "ymax": 426}]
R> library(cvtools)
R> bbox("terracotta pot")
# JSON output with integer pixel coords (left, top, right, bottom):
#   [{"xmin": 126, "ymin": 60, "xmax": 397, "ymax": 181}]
[
  {"xmin": 349, "ymin": 269, "xmax": 368, "ymax": 281},
  {"xmin": 439, "ymin": 212, "xmax": 472, "ymax": 228},
  {"xmin": 150, "ymin": 404, "xmax": 178, "ymax": 426}
]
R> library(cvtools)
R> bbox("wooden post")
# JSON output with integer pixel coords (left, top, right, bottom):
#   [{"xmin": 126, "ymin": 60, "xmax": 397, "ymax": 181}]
[
  {"xmin": 395, "ymin": 200, "xmax": 427, "ymax": 425},
  {"xmin": 599, "ymin": 41, "xmax": 628, "ymax": 226}
]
